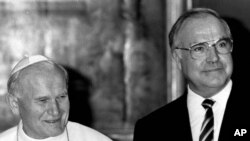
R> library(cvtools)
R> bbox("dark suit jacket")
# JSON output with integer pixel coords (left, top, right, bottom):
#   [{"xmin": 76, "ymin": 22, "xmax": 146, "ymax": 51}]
[{"xmin": 133, "ymin": 81, "xmax": 249, "ymax": 141}]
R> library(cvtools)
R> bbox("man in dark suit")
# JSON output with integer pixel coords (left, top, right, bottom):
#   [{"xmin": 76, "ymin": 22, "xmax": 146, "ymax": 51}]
[{"xmin": 133, "ymin": 8, "xmax": 249, "ymax": 141}]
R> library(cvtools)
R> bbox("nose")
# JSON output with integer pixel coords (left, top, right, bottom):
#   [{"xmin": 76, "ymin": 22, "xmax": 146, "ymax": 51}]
[
  {"xmin": 206, "ymin": 46, "xmax": 219, "ymax": 62},
  {"xmin": 48, "ymin": 100, "xmax": 60, "ymax": 116}
]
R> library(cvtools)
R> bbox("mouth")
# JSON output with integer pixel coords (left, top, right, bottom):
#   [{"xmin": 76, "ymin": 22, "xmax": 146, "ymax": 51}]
[
  {"xmin": 204, "ymin": 67, "xmax": 223, "ymax": 72},
  {"xmin": 44, "ymin": 119, "xmax": 61, "ymax": 124}
]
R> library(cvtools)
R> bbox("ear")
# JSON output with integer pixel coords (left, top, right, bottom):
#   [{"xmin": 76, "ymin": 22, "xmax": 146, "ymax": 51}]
[
  {"xmin": 172, "ymin": 50, "xmax": 182, "ymax": 70},
  {"xmin": 5, "ymin": 94, "xmax": 20, "ymax": 116}
]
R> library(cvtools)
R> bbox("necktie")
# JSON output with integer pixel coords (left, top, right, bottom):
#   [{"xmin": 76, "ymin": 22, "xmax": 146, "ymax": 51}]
[{"xmin": 199, "ymin": 99, "xmax": 215, "ymax": 141}]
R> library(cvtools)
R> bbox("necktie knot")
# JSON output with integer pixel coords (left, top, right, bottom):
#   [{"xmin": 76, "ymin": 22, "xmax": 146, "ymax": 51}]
[{"xmin": 202, "ymin": 99, "xmax": 215, "ymax": 109}]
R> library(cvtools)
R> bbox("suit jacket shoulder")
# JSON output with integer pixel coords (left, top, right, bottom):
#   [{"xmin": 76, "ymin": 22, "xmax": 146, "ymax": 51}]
[
  {"xmin": 218, "ymin": 81, "xmax": 250, "ymax": 141},
  {"xmin": 134, "ymin": 80, "xmax": 250, "ymax": 141},
  {"xmin": 133, "ymin": 94, "xmax": 192, "ymax": 141}
]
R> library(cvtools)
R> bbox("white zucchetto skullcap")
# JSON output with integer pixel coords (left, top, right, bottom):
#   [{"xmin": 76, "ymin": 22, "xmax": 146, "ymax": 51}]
[{"xmin": 10, "ymin": 55, "xmax": 51, "ymax": 76}]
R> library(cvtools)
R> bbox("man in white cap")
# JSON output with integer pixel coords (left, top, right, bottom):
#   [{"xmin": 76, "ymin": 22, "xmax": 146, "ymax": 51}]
[{"xmin": 0, "ymin": 55, "xmax": 112, "ymax": 141}]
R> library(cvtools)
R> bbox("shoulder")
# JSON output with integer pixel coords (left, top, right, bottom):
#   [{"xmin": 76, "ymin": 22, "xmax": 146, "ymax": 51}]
[
  {"xmin": 67, "ymin": 121, "xmax": 112, "ymax": 141},
  {"xmin": 0, "ymin": 125, "xmax": 17, "ymax": 140},
  {"xmin": 133, "ymin": 95, "xmax": 188, "ymax": 140},
  {"xmin": 138, "ymin": 95, "xmax": 186, "ymax": 123}
]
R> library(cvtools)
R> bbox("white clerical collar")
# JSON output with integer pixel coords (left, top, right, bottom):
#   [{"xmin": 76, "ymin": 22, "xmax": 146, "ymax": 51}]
[{"xmin": 17, "ymin": 120, "xmax": 68, "ymax": 141}]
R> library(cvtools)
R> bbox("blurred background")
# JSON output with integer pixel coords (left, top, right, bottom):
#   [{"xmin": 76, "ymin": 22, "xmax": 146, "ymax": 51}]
[{"xmin": 0, "ymin": 0, "xmax": 249, "ymax": 141}]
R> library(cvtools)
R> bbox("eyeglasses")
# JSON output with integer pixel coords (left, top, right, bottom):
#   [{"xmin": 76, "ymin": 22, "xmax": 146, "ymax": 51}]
[{"xmin": 175, "ymin": 37, "xmax": 233, "ymax": 59}]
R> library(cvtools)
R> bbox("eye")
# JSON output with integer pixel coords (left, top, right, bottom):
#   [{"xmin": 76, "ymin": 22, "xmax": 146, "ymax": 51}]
[
  {"xmin": 57, "ymin": 94, "xmax": 68, "ymax": 100},
  {"xmin": 60, "ymin": 95, "xmax": 67, "ymax": 99},
  {"xmin": 192, "ymin": 45, "xmax": 206, "ymax": 53},
  {"xmin": 37, "ymin": 98, "xmax": 49, "ymax": 103},
  {"xmin": 217, "ymin": 40, "xmax": 228, "ymax": 48}
]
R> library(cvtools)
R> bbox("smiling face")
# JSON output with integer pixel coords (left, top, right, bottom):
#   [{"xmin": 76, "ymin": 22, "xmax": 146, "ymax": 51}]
[
  {"xmin": 17, "ymin": 62, "xmax": 69, "ymax": 139},
  {"xmin": 174, "ymin": 15, "xmax": 233, "ymax": 98}
]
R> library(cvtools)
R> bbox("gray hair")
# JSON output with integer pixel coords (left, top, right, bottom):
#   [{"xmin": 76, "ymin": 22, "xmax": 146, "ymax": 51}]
[{"xmin": 168, "ymin": 8, "xmax": 232, "ymax": 49}]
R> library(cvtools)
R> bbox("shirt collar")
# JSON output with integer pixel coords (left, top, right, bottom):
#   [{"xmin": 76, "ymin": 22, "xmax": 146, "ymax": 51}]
[{"xmin": 187, "ymin": 80, "xmax": 232, "ymax": 108}]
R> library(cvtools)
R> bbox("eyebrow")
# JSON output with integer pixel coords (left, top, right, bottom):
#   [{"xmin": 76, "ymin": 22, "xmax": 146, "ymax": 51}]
[
  {"xmin": 60, "ymin": 90, "xmax": 68, "ymax": 95},
  {"xmin": 190, "ymin": 37, "xmax": 231, "ymax": 47}
]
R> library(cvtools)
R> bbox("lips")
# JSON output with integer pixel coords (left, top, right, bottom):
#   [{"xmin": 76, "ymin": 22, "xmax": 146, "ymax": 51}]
[
  {"xmin": 205, "ymin": 67, "xmax": 223, "ymax": 72},
  {"xmin": 44, "ymin": 118, "xmax": 60, "ymax": 123}
]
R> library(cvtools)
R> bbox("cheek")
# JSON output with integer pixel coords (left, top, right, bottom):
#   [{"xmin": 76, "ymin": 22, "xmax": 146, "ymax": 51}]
[
  {"xmin": 225, "ymin": 58, "xmax": 233, "ymax": 75},
  {"xmin": 60, "ymin": 100, "xmax": 70, "ymax": 113},
  {"xmin": 220, "ymin": 55, "xmax": 233, "ymax": 74},
  {"xmin": 20, "ymin": 103, "xmax": 45, "ymax": 122},
  {"xmin": 181, "ymin": 58, "xmax": 201, "ymax": 75},
  {"xmin": 33, "ymin": 105, "xmax": 47, "ymax": 119},
  {"xmin": 19, "ymin": 100, "xmax": 33, "ymax": 116}
]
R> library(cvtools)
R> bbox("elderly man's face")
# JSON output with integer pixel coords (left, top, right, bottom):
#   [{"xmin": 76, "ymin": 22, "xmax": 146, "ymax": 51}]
[
  {"xmin": 175, "ymin": 15, "xmax": 233, "ymax": 97},
  {"xmin": 17, "ymin": 63, "xmax": 69, "ymax": 139}
]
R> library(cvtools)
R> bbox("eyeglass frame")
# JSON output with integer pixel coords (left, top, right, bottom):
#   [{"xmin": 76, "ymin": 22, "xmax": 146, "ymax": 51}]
[{"xmin": 174, "ymin": 37, "xmax": 233, "ymax": 59}]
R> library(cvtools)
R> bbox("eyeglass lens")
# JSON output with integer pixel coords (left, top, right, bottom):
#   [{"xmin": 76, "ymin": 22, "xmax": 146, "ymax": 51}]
[{"xmin": 191, "ymin": 38, "xmax": 233, "ymax": 59}]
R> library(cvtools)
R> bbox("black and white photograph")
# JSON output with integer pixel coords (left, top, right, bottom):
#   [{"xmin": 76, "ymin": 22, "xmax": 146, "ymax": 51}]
[{"xmin": 0, "ymin": 0, "xmax": 249, "ymax": 141}]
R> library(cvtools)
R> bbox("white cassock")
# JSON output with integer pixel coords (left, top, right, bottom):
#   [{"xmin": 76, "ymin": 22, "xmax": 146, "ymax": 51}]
[{"xmin": 0, "ymin": 120, "xmax": 112, "ymax": 141}]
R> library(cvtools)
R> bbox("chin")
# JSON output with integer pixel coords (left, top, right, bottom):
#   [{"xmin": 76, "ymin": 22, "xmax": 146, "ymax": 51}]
[
  {"xmin": 45, "ymin": 125, "xmax": 65, "ymax": 137},
  {"xmin": 47, "ymin": 130, "xmax": 64, "ymax": 137},
  {"xmin": 204, "ymin": 78, "xmax": 228, "ymax": 88}
]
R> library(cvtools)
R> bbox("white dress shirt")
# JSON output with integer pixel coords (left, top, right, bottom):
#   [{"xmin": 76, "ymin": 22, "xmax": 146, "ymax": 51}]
[{"xmin": 187, "ymin": 80, "xmax": 232, "ymax": 141}]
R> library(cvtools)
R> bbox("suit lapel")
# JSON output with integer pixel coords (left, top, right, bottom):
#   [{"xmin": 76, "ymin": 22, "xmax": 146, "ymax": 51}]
[{"xmin": 175, "ymin": 93, "xmax": 193, "ymax": 141}]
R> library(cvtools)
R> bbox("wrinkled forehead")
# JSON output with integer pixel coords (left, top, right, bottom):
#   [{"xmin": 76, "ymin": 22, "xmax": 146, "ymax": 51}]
[
  {"xmin": 183, "ymin": 15, "xmax": 227, "ymax": 33},
  {"xmin": 18, "ymin": 62, "xmax": 67, "ymax": 93},
  {"xmin": 176, "ymin": 15, "xmax": 230, "ymax": 46}
]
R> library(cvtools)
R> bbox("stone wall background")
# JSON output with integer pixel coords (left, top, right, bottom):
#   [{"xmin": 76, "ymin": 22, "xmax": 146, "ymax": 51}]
[{"xmin": 0, "ymin": 0, "xmax": 166, "ymax": 140}]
